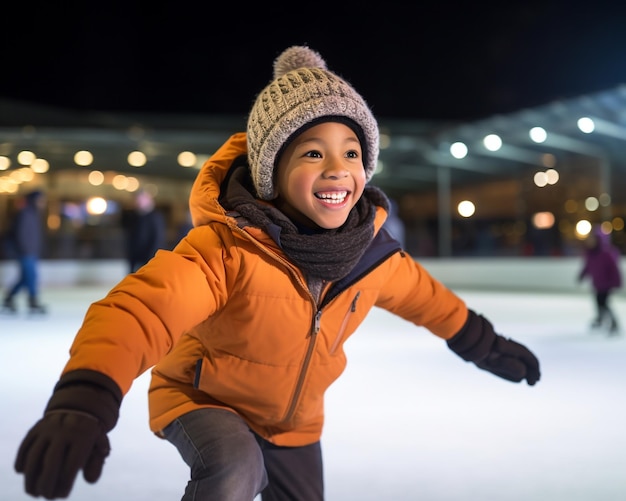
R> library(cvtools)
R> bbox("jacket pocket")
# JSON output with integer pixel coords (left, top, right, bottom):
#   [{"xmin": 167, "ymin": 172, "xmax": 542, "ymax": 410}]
[{"xmin": 329, "ymin": 291, "xmax": 360, "ymax": 355}]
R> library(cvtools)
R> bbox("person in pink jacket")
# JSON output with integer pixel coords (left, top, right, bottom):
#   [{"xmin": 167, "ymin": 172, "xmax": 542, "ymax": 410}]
[
  {"xmin": 578, "ymin": 225, "xmax": 622, "ymax": 334},
  {"xmin": 14, "ymin": 46, "xmax": 541, "ymax": 501}
]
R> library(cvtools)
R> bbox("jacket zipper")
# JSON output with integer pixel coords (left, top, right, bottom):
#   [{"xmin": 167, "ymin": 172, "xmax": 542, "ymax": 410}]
[{"xmin": 282, "ymin": 309, "xmax": 322, "ymax": 423}]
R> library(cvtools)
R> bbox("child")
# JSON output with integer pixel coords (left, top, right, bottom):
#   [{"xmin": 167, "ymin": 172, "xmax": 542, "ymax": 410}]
[
  {"xmin": 578, "ymin": 225, "xmax": 622, "ymax": 334},
  {"xmin": 14, "ymin": 46, "xmax": 540, "ymax": 500}
]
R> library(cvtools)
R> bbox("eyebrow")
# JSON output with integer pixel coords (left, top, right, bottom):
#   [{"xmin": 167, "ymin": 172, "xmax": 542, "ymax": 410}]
[{"xmin": 297, "ymin": 135, "xmax": 360, "ymax": 146}]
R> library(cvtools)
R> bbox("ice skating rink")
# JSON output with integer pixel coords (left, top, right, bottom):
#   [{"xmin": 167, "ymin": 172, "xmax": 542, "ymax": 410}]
[{"xmin": 2, "ymin": 285, "xmax": 625, "ymax": 501}]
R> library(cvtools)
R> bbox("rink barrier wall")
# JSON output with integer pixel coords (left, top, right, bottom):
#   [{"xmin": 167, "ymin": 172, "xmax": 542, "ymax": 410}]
[{"xmin": 0, "ymin": 257, "xmax": 624, "ymax": 295}]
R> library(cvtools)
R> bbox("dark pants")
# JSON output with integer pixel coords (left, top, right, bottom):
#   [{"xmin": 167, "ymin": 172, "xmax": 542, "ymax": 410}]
[
  {"xmin": 6, "ymin": 255, "xmax": 39, "ymax": 301},
  {"xmin": 163, "ymin": 408, "xmax": 324, "ymax": 501},
  {"xmin": 595, "ymin": 290, "xmax": 617, "ymax": 328}
]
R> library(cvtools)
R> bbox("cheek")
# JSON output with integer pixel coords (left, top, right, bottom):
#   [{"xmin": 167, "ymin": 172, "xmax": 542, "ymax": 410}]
[
  {"xmin": 353, "ymin": 170, "xmax": 367, "ymax": 195},
  {"xmin": 282, "ymin": 171, "xmax": 312, "ymax": 202}
]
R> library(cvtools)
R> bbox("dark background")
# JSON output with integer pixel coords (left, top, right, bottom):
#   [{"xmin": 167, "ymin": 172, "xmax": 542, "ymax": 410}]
[{"xmin": 2, "ymin": 2, "xmax": 626, "ymax": 121}]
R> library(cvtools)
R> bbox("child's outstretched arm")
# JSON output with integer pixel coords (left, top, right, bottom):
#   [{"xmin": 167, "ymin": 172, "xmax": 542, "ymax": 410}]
[
  {"xmin": 13, "ymin": 133, "xmax": 246, "ymax": 500},
  {"xmin": 446, "ymin": 310, "xmax": 541, "ymax": 385}
]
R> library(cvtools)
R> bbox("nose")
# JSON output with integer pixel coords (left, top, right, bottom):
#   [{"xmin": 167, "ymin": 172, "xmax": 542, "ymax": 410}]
[{"xmin": 321, "ymin": 157, "xmax": 349, "ymax": 180}]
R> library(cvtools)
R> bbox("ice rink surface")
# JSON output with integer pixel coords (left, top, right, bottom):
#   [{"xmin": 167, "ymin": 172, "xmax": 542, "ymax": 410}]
[{"xmin": 2, "ymin": 285, "xmax": 625, "ymax": 500}]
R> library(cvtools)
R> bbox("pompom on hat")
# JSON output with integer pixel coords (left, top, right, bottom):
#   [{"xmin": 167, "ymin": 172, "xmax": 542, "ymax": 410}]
[{"xmin": 247, "ymin": 45, "xmax": 379, "ymax": 200}]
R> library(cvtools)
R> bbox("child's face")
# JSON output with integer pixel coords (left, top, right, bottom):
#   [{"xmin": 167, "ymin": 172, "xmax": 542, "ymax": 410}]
[{"xmin": 274, "ymin": 121, "xmax": 367, "ymax": 230}]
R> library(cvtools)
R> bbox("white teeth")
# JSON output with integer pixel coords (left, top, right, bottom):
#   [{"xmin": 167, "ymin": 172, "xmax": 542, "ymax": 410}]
[{"xmin": 316, "ymin": 191, "xmax": 347, "ymax": 203}]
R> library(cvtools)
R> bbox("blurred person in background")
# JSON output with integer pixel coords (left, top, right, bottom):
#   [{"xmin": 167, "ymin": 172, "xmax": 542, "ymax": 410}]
[
  {"xmin": 578, "ymin": 225, "xmax": 622, "ymax": 335},
  {"xmin": 1, "ymin": 189, "xmax": 47, "ymax": 314},
  {"xmin": 123, "ymin": 189, "xmax": 167, "ymax": 273}
]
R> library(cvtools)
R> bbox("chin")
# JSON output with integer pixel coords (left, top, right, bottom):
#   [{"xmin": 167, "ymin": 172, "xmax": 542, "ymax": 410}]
[{"xmin": 316, "ymin": 217, "xmax": 349, "ymax": 230}]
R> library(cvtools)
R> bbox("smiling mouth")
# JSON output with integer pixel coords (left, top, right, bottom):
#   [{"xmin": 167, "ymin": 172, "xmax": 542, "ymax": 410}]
[{"xmin": 315, "ymin": 191, "xmax": 348, "ymax": 204}]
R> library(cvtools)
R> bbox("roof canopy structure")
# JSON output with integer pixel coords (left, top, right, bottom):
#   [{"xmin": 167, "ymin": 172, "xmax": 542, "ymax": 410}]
[
  {"xmin": 2, "ymin": 83, "xmax": 626, "ymax": 202},
  {"xmin": 377, "ymin": 84, "xmax": 626, "ymax": 199}
]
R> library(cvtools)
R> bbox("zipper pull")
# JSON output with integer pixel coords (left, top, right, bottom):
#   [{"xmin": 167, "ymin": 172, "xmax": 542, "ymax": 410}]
[
  {"xmin": 350, "ymin": 291, "xmax": 361, "ymax": 312},
  {"xmin": 313, "ymin": 310, "xmax": 322, "ymax": 334}
]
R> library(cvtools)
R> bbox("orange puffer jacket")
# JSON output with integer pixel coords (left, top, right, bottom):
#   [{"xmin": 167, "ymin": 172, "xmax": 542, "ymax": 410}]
[{"xmin": 62, "ymin": 133, "xmax": 468, "ymax": 447}]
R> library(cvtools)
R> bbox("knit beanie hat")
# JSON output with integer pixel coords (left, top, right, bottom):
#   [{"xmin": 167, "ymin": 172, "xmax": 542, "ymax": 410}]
[{"xmin": 247, "ymin": 45, "xmax": 379, "ymax": 200}]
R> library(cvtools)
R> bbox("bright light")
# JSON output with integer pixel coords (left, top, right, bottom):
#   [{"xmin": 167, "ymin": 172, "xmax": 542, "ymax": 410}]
[
  {"xmin": 532, "ymin": 212, "xmax": 555, "ymax": 229},
  {"xmin": 11, "ymin": 167, "xmax": 34, "ymax": 182},
  {"xmin": 529, "ymin": 127, "xmax": 547, "ymax": 143},
  {"xmin": 88, "ymin": 170, "xmax": 104, "ymax": 186},
  {"xmin": 17, "ymin": 150, "xmax": 36, "ymax": 165},
  {"xmin": 128, "ymin": 151, "xmax": 147, "ymax": 167},
  {"xmin": 457, "ymin": 200, "xmax": 475, "ymax": 217},
  {"xmin": 483, "ymin": 134, "xmax": 502, "ymax": 151},
  {"xmin": 112, "ymin": 174, "xmax": 129, "ymax": 190},
  {"xmin": 575, "ymin": 219, "xmax": 592, "ymax": 238},
  {"xmin": 450, "ymin": 142, "xmax": 468, "ymax": 159},
  {"xmin": 545, "ymin": 168, "xmax": 559, "ymax": 185},
  {"xmin": 0, "ymin": 177, "xmax": 19, "ymax": 193},
  {"xmin": 177, "ymin": 151, "xmax": 197, "ymax": 168},
  {"xmin": 86, "ymin": 196, "xmax": 108, "ymax": 215},
  {"xmin": 125, "ymin": 176, "xmax": 140, "ymax": 192},
  {"xmin": 585, "ymin": 196, "xmax": 599, "ymax": 211},
  {"xmin": 0, "ymin": 156, "xmax": 10, "ymax": 170},
  {"xmin": 31, "ymin": 158, "xmax": 49, "ymax": 173},
  {"xmin": 74, "ymin": 150, "xmax": 94, "ymax": 166},
  {"xmin": 577, "ymin": 117, "xmax": 595, "ymax": 133},
  {"xmin": 534, "ymin": 171, "xmax": 548, "ymax": 187}
]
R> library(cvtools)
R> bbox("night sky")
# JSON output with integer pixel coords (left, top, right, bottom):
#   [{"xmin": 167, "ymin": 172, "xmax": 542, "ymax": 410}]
[{"xmin": 3, "ymin": 2, "xmax": 626, "ymax": 121}]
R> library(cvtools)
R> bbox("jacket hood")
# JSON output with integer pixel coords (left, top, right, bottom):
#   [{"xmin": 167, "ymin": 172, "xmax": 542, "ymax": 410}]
[{"xmin": 189, "ymin": 133, "xmax": 248, "ymax": 227}]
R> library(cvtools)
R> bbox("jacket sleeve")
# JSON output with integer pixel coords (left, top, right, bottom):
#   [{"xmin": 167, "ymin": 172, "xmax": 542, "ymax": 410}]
[
  {"xmin": 61, "ymin": 226, "xmax": 233, "ymax": 396},
  {"xmin": 375, "ymin": 253, "xmax": 469, "ymax": 339},
  {"xmin": 61, "ymin": 134, "xmax": 247, "ymax": 396}
]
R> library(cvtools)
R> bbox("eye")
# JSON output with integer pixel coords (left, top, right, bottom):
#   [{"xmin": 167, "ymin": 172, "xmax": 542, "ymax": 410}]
[
  {"xmin": 304, "ymin": 150, "xmax": 322, "ymax": 158},
  {"xmin": 346, "ymin": 150, "xmax": 359, "ymax": 159}
]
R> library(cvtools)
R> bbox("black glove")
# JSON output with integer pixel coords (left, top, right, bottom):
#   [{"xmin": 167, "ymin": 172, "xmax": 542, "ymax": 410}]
[
  {"xmin": 14, "ymin": 370, "xmax": 122, "ymax": 499},
  {"xmin": 447, "ymin": 310, "xmax": 541, "ymax": 385}
]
